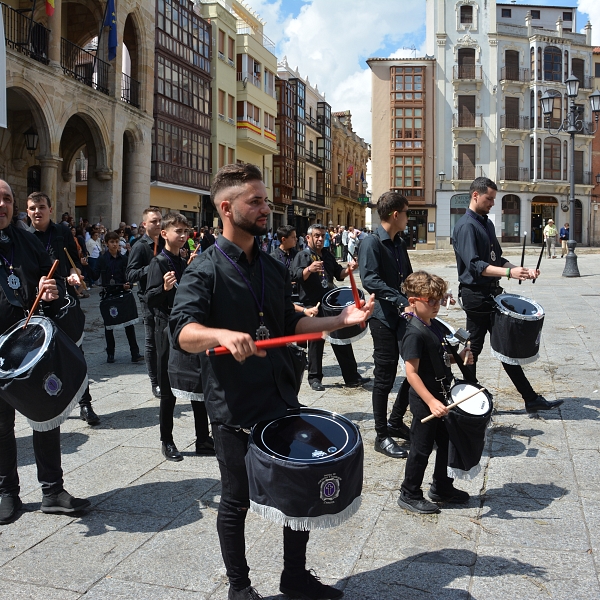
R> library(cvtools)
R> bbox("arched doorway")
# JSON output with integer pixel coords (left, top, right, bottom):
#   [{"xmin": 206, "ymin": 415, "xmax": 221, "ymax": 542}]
[
  {"xmin": 531, "ymin": 196, "xmax": 557, "ymax": 243},
  {"xmin": 501, "ymin": 194, "xmax": 520, "ymax": 242},
  {"xmin": 122, "ymin": 14, "xmax": 141, "ymax": 108}
]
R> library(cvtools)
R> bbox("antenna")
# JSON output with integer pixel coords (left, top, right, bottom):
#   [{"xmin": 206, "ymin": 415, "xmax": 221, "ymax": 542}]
[{"xmin": 403, "ymin": 44, "xmax": 417, "ymax": 58}]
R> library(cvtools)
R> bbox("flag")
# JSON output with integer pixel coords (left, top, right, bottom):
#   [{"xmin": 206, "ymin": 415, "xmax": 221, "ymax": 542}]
[
  {"xmin": 46, "ymin": 1, "xmax": 55, "ymax": 16},
  {"xmin": 104, "ymin": 0, "xmax": 117, "ymax": 61},
  {"xmin": 347, "ymin": 164, "xmax": 354, "ymax": 177},
  {"xmin": 360, "ymin": 170, "xmax": 365, "ymax": 183}
]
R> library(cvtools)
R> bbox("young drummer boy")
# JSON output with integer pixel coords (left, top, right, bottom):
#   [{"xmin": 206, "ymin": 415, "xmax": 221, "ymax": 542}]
[
  {"xmin": 146, "ymin": 213, "xmax": 214, "ymax": 462},
  {"xmin": 397, "ymin": 271, "xmax": 473, "ymax": 514}
]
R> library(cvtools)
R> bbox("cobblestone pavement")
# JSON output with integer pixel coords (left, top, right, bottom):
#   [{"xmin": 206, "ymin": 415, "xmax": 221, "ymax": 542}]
[{"xmin": 1, "ymin": 251, "xmax": 600, "ymax": 599}]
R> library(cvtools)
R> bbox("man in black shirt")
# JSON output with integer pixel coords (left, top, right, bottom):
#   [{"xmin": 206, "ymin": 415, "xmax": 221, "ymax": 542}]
[
  {"xmin": 0, "ymin": 180, "xmax": 90, "ymax": 525},
  {"xmin": 26, "ymin": 192, "xmax": 99, "ymax": 426},
  {"xmin": 358, "ymin": 191, "xmax": 413, "ymax": 459},
  {"xmin": 453, "ymin": 177, "xmax": 562, "ymax": 413},
  {"xmin": 270, "ymin": 224, "xmax": 297, "ymax": 269},
  {"xmin": 291, "ymin": 224, "xmax": 370, "ymax": 391},
  {"xmin": 170, "ymin": 164, "xmax": 373, "ymax": 600},
  {"xmin": 126, "ymin": 207, "xmax": 164, "ymax": 397}
]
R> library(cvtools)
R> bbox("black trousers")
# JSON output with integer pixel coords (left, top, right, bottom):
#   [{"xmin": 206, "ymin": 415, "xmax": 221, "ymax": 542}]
[
  {"xmin": 212, "ymin": 423, "xmax": 309, "ymax": 591},
  {"xmin": 155, "ymin": 316, "xmax": 209, "ymax": 444},
  {"xmin": 460, "ymin": 286, "xmax": 536, "ymax": 403},
  {"xmin": 307, "ymin": 338, "xmax": 358, "ymax": 384},
  {"xmin": 141, "ymin": 303, "xmax": 159, "ymax": 387},
  {"xmin": 401, "ymin": 394, "xmax": 454, "ymax": 499},
  {"xmin": 0, "ymin": 397, "xmax": 63, "ymax": 497},
  {"xmin": 369, "ymin": 318, "xmax": 409, "ymax": 437},
  {"xmin": 104, "ymin": 325, "xmax": 140, "ymax": 357}
]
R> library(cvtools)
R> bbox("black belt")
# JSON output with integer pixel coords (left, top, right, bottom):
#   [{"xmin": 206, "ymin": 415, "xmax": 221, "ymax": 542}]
[{"xmin": 459, "ymin": 281, "xmax": 501, "ymax": 292}]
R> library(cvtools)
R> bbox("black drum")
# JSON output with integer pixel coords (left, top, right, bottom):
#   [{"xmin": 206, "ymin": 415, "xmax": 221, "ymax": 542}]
[
  {"xmin": 168, "ymin": 347, "xmax": 203, "ymax": 402},
  {"xmin": 491, "ymin": 293, "xmax": 544, "ymax": 365},
  {"xmin": 246, "ymin": 408, "xmax": 363, "ymax": 531},
  {"xmin": 100, "ymin": 291, "xmax": 139, "ymax": 330},
  {"xmin": 321, "ymin": 287, "xmax": 369, "ymax": 345},
  {"xmin": 51, "ymin": 294, "xmax": 86, "ymax": 346},
  {"xmin": 0, "ymin": 316, "xmax": 88, "ymax": 431}
]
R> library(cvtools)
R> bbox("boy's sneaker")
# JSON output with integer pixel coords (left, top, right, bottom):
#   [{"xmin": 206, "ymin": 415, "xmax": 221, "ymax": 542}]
[
  {"xmin": 41, "ymin": 490, "xmax": 91, "ymax": 514},
  {"xmin": 397, "ymin": 491, "xmax": 440, "ymax": 514},
  {"xmin": 280, "ymin": 569, "xmax": 343, "ymax": 600},
  {"xmin": 0, "ymin": 495, "xmax": 23, "ymax": 524},
  {"xmin": 228, "ymin": 586, "xmax": 263, "ymax": 600},
  {"xmin": 428, "ymin": 487, "xmax": 470, "ymax": 504}
]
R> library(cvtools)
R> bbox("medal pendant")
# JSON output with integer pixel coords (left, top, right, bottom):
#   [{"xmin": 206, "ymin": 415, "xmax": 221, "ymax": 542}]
[
  {"xmin": 109, "ymin": 279, "xmax": 116, "ymax": 285},
  {"xmin": 443, "ymin": 351, "xmax": 451, "ymax": 368},
  {"xmin": 321, "ymin": 278, "xmax": 329, "ymax": 289},
  {"xmin": 7, "ymin": 273, "xmax": 21, "ymax": 290},
  {"xmin": 490, "ymin": 250, "xmax": 496, "ymax": 262},
  {"xmin": 256, "ymin": 324, "xmax": 270, "ymax": 341}
]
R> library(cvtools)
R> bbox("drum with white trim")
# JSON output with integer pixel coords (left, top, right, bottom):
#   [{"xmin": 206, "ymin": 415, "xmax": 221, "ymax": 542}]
[
  {"xmin": 100, "ymin": 290, "xmax": 139, "ymax": 330},
  {"xmin": 168, "ymin": 347, "xmax": 203, "ymax": 402},
  {"xmin": 321, "ymin": 287, "xmax": 369, "ymax": 345}
]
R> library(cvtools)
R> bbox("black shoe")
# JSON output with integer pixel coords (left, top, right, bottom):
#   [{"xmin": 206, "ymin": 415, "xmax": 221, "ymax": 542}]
[
  {"xmin": 397, "ymin": 492, "xmax": 440, "ymax": 514},
  {"xmin": 131, "ymin": 354, "xmax": 144, "ymax": 363},
  {"xmin": 387, "ymin": 421, "xmax": 411, "ymax": 441},
  {"xmin": 195, "ymin": 437, "xmax": 216, "ymax": 456},
  {"xmin": 152, "ymin": 385, "xmax": 161, "ymax": 399},
  {"xmin": 280, "ymin": 569, "xmax": 343, "ymax": 600},
  {"xmin": 0, "ymin": 495, "xmax": 23, "ymax": 525},
  {"xmin": 162, "ymin": 442, "xmax": 183, "ymax": 462},
  {"xmin": 41, "ymin": 490, "xmax": 91, "ymax": 514},
  {"xmin": 374, "ymin": 436, "xmax": 408, "ymax": 459},
  {"xmin": 428, "ymin": 488, "xmax": 470, "ymax": 504},
  {"xmin": 107, "ymin": 353, "xmax": 115, "ymax": 363},
  {"xmin": 345, "ymin": 375, "xmax": 371, "ymax": 388},
  {"xmin": 310, "ymin": 380, "xmax": 325, "ymax": 391},
  {"xmin": 80, "ymin": 404, "xmax": 100, "ymax": 425},
  {"xmin": 228, "ymin": 586, "xmax": 263, "ymax": 600},
  {"xmin": 525, "ymin": 395, "xmax": 564, "ymax": 413}
]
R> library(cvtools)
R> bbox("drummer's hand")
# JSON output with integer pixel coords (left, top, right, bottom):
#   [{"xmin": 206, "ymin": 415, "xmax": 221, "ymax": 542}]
[
  {"xmin": 219, "ymin": 330, "xmax": 266, "ymax": 362},
  {"xmin": 163, "ymin": 271, "xmax": 177, "ymax": 291},
  {"xmin": 39, "ymin": 276, "xmax": 59, "ymax": 301},
  {"xmin": 346, "ymin": 259, "xmax": 357, "ymax": 272},
  {"xmin": 67, "ymin": 269, "xmax": 81, "ymax": 287},
  {"xmin": 427, "ymin": 398, "xmax": 449, "ymax": 419},
  {"xmin": 188, "ymin": 247, "xmax": 200, "ymax": 264},
  {"xmin": 459, "ymin": 348, "xmax": 474, "ymax": 365},
  {"xmin": 303, "ymin": 306, "xmax": 319, "ymax": 317},
  {"xmin": 529, "ymin": 268, "xmax": 540, "ymax": 280},
  {"xmin": 339, "ymin": 293, "xmax": 375, "ymax": 325},
  {"xmin": 443, "ymin": 293, "xmax": 456, "ymax": 306},
  {"xmin": 511, "ymin": 266, "xmax": 535, "ymax": 281},
  {"xmin": 123, "ymin": 283, "xmax": 131, "ymax": 291},
  {"xmin": 307, "ymin": 260, "xmax": 323, "ymax": 274}
]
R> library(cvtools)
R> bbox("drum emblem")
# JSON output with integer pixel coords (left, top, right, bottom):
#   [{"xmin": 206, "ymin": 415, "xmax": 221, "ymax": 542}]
[
  {"xmin": 109, "ymin": 306, "xmax": 119, "ymax": 318},
  {"xmin": 312, "ymin": 450, "xmax": 327, "ymax": 458},
  {"xmin": 43, "ymin": 373, "xmax": 63, "ymax": 396},
  {"xmin": 319, "ymin": 474, "xmax": 341, "ymax": 504}
]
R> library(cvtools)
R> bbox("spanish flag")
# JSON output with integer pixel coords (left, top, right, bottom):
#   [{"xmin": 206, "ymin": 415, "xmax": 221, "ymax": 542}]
[{"xmin": 46, "ymin": 1, "xmax": 55, "ymax": 16}]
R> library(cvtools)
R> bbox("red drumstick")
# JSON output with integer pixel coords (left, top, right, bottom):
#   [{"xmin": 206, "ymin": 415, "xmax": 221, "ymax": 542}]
[
  {"xmin": 206, "ymin": 331, "xmax": 325, "ymax": 356},
  {"xmin": 23, "ymin": 259, "xmax": 59, "ymax": 329},
  {"xmin": 347, "ymin": 268, "xmax": 366, "ymax": 329}
]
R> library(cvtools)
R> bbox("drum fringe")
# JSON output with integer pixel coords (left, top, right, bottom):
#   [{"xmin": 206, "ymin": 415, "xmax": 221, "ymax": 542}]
[
  {"xmin": 490, "ymin": 348, "xmax": 539, "ymax": 366},
  {"xmin": 172, "ymin": 389, "xmax": 204, "ymax": 402},
  {"xmin": 447, "ymin": 463, "xmax": 481, "ymax": 481},
  {"xmin": 26, "ymin": 376, "xmax": 89, "ymax": 432},
  {"xmin": 249, "ymin": 496, "xmax": 362, "ymax": 531},
  {"xmin": 325, "ymin": 326, "xmax": 370, "ymax": 346},
  {"xmin": 105, "ymin": 318, "xmax": 140, "ymax": 331}
]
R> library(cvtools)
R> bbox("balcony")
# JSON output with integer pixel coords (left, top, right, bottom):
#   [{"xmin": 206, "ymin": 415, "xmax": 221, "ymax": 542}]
[
  {"xmin": 61, "ymin": 38, "xmax": 109, "ymax": 95},
  {"xmin": 453, "ymin": 64, "xmax": 483, "ymax": 81},
  {"xmin": 500, "ymin": 114, "xmax": 529, "ymax": 130},
  {"xmin": 575, "ymin": 171, "xmax": 591, "ymax": 185},
  {"xmin": 306, "ymin": 149, "xmax": 323, "ymax": 167},
  {"xmin": 453, "ymin": 166, "xmax": 484, "ymax": 180},
  {"xmin": 121, "ymin": 73, "xmax": 140, "ymax": 108},
  {"xmin": 304, "ymin": 190, "xmax": 325, "ymax": 206},
  {"xmin": 236, "ymin": 23, "xmax": 276, "ymax": 55},
  {"xmin": 500, "ymin": 166, "xmax": 529, "ymax": 181},
  {"xmin": 2, "ymin": 3, "xmax": 49, "ymax": 65},
  {"xmin": 578, "ymin": 75, "xmax": 593, "ymax": 90},
  {"xmin": 452, "ymin": 113, "xmax": 483, "ymax": 128},
  {"xmin": 237, "ymin": 71, "xmax": 261, "ymax": 89},
  {"xmin": 305, "ymin": 114, "xmax": 324, "ymax": 135},
  {"xmin": 500, "ymin": 67, "xmax": 529, "ymax": 83}
]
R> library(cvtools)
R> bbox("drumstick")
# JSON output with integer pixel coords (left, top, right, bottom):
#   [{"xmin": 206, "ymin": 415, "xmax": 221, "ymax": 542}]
[
  {"xmin": 463, "ymin": 341, "xmax": 471, "ymax": 365},
  {"xmin": 63, "ymin": 247, "xmax": 88, "ymax": 290},
  {"xmin": 206, "ymin": 331, "xmax": 325, "ymax": 356},
  {"xmin": 347, "ymin": 268, "xmax": 366, "ymax": 329},
  {"xmin": 532, "ymin": 241, "xmax": 545, "ymax": 285},
  {"xmin": 187, "ymin": 245, "xmax": 200, "ymax": 264},
  {"xmin": 23, "ymin": 259, "xmax": 59, "ymax": 329},
  {"xmin": 519, "ymin": 232, "xmax": 527, "ymax": 286},
  {"xmin": 421, "ymin": 386, "xmax": 488, "ymax": 423}
]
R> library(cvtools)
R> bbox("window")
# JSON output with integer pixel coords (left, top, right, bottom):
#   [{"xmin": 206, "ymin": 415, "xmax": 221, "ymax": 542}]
[
  {"xmin": 393, "ymin": 156, "xmax": 422, "ymax": 189},
  {"xmin": 228, "ymin": 147, "xmax": 234, "ymax": 164},
  {"xmin": 228, "ymin": 94, "xmax": 234, "ymax": 121},
  {"xmin": 457, "ymin": 95, "xmax": 475, "ymax": 126},
  {"xmin": 544, "ymin": 46, "xmax": 562, "ymax": 82},
  {"xmin": 218, "ymin": 30, "xmax": 225, "ymax": 59},
  {"xmin": 505, "ymin": 97, "xmax": 520, "ymax": 128},
  {"xmin": 574, "ymin": 150, "xmax": 584, "ymax": 184},
  {"xmin": 392, "ymin": 66, "xmax": 424, "ymax": 100},
  {"xmin": 264, "ymin": 69, "xmax": 275, "ymax": 97},
  {"xmin": 457, "ymin": 48, "xmax": 476, "ymax": 79},
  {"xmin": 501, "ymin": 8, "xmax": 511, "ymax": 18},
  {"xmin": 531, "ymin": 10, "xmax": 540, "ymax": 19},
  {"xmin": 572, "ymin": 58, "xmax": 585, "ymax": 86},
  {"xmin": 237, "ymin": 101, "xmax": 260, "ymax": 126},
  {"xmin": 502, "ymin": 195, "xmax": 521, "ymax": 242},
  {"xmin": 218, "ymin": 89, "xmax": 225, "ymax": 118},
  {"xmin": 563, "ymin": 12, "xmax": 572, "ymax": 21},
  {"xmin": 504, "ymin": 50, "xmax": 519, "ymax": 80},
  {"xmin": 530, "ymin": 48, "xmax": 535, "ymax": 81},
  {"xmin": 504, "ymin": 146, "xmax": 519, "ymax": 180},
  {"xmin": 457, "ymin": 145, "xmax": 476, "ymax": 180},
  {"xmin": 218, "ymin": 144, "xmax": 225, "ymax": 168},
  {"xmin": 460, "ymin": 5, "xmax": 473, "ymax": 24},
  {"xmin": 228, "ymin": 37, "xmax": 235, "ymax": 63},
  {"xmin": 543, "ymin": 138, "xmax": 561, "ymax": 180},
  {"xmin": 564, "ymin": 50, "xmax": 569, "ymax": 82},
  {"xmin": 596, "ymin": 63, "xmax": 600, "ymax": 78},
  {"xmin": 264, "ymin": 112, "xmax": 275, "ymax": 134},
  {"xmin": 537, "ymin": 47, "xmax": 541, "ymax": 80},
  {"xmin": 393, "ymin": 107, "xmax": 423, "ymax": 145}
]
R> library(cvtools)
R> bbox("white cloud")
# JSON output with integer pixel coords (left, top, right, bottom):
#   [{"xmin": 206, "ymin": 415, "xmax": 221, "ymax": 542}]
[{"xmin": 578, "ymin": 0, "xmax": 600, "ymax": 44}]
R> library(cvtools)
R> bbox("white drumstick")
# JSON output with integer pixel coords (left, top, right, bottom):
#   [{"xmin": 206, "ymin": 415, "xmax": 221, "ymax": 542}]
[{"xmin": 446, "ymin": 288, "xmax": 452, "ymax": 309}]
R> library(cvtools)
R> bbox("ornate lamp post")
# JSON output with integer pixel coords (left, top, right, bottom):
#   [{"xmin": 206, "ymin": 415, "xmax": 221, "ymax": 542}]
[{"xmin": 541, "ymin": 78, "xmax": 600, "ymax": 277}]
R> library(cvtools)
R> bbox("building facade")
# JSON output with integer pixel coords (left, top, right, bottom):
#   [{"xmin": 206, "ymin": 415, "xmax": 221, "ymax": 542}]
[
  {"xmin": 330, "ymin": 111, "xmax": 369, "ymax": 230},
  {"xmin": 1, "ymin": 0, "xmax": 155, "ymax": 228},
  {"xmin": 592, "ymin": 47, "xmax": 600, "ymax": 245},
  {"xmin": 428, "ymin": 0, "xmax": 596, "ymax": 248},
  {"xmin": 368, "ymin": 57, "xmax": 437, "ymax": 248}
]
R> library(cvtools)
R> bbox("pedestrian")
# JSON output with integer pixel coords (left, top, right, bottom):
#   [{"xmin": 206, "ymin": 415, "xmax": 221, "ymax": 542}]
[
  {"xmin": 347, "ymin": 226, "xmax": 357, "ymax": 261},
  {"xmin": 543, "ymin": 218, "xmax": 558, "ymax": 258},
  {"xmin": 341, "ymin": 226, "xmax": 348, "ymax": 261},
  {"xmin": 85, "ymin": 229, "xmax": 102, "ymax": 286},
  {"xmin": 560, "ymin": 222, "xmax": 569, "ymax": 258}
]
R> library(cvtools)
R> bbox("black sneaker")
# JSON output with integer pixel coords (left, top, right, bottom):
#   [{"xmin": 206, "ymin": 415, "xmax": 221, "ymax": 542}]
[
  {"xmin": 41, "ymin": 490, "xmax": 91, "ymax": 514},
  {"xmin": 0, "ymin": 495, "xmax": 23, "ymax": 525},
  {"xmin": 152, "ymin": 385, "xmax": 161, "ymax": 399},
  {"xmin": 131, "ymin": 354, "xmax": 144, "ymax": 363},
  {"xmin": 162, "ymin": 442, "xmax": 183, "ymax": 462},
  {"xmin": 107, "ymin": 353, "xmax": 115, "ymax": 363},
  {"xmin": 310, "ymin": 380, "xmax": 325, "ymax": 391},
  {"xmin": 345, "ymin": 376, "xmax": 371, "ymax": 388},
  {"xmin": 80, "ymin": 404, "xmax": 100, "ymax": 425},
  {"xmin": 428, "ymin": 488, "xmax": 470, "ymax": 504},
  {"xmin": 397, "ymin": 492, "xmax": 440, "ymax": 514},
  {"xmin": 280, "ymin": 569, "xmax": 343, "ymax": 600},
  {"xmin": 195, "ymin": 437, "xmax": 216, "ymax": 456},
  {"xmin": 228, "ymin": 586, "xmax": 263, "ymax": 600},
  {"xmin": 387, "ymin": 421, "xmax": 411, "ymax": 441}
]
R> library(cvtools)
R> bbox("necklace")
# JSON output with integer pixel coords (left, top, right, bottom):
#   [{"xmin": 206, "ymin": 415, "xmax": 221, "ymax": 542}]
[
  {"xmin": 0, "ymin": 247, "xmax": 21, "ymax": 290},
  {"xmin": 468, "ymin": 212, "xmax": 498, "ymax": 262},
  {"xmin": 308, "ymin": 245, "xmax": 329, "ymax": 288}
]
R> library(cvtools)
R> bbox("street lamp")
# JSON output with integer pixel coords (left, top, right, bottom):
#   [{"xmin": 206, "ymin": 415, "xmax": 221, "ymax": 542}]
[
  {"xmin": 438, "ymin": 171, "xmax": 445, "ymax": 190},
  {"xmin": 23, "ymin": 127, "xmax": 39, "ymax": 155},
  {"xmin": 541, "ymin": 81, "xmax": 600, "ymax": 277}
]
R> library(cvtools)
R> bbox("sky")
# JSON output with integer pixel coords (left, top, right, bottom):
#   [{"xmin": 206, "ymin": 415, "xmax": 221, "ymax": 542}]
[{"xmin": 246, "ymin": 0, "xmax": 600, "ymax": 144}]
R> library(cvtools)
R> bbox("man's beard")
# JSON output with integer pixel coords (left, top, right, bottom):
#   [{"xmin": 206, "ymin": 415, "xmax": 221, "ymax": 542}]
[{"xmin": 232, "ymin": 208, "xmax": 268, "ymax": 236}]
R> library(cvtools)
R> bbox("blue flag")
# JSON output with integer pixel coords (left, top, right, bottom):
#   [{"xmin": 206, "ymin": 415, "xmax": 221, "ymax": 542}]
[{"xmin": 103, "ymin": 0, "xmax": 117, "ymax": 61}]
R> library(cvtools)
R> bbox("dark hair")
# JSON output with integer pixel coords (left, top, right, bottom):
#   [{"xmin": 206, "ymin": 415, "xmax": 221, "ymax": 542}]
[
  {"xmin": 105, "ymin": 231, "xmax": 120, "ymax": 243},
  {"xmin": 277, "ymin": 224, "xmax": 296, "ymax": 240},
  {"xmin": 210, "ymin": 163, "xmax": 263, "ymax": 207},
  {"xmin": 376, "ymin": 191, "xmax": 408, "ymax": 221},
  {"xmin": 161, "ymin": 212, "xmax": 189, "ymax": 230},
  {"xmin": 27, "ymin": 191, "xmax": 52, "ymax": 209},
  {"xmin": 142, "ymin": 206, "xmax": 162, "ymax": 220},
  {"xmin": 469, "ymin": 177, "xmax": 498, "ymax": 197},
  {"xmin": 307, "ymin": 223, "xmax": 326, "ymax": 235}
]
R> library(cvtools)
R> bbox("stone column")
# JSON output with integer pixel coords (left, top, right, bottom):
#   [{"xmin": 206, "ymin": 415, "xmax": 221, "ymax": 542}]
[
  {"xmin": 47, "ymin": 0, "xmax": 62, "ymax": 68},
  {"xmin": 38, "ymin": 155, "xmax": 62, "ymax": 213}
]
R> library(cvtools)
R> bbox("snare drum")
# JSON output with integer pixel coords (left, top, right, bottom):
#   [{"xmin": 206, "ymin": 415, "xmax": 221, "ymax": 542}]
[
  {"xmin": 100, "ymin": 291, "xmax": 139, "ymax": 330},
  {"xmin": 321, "ymin": 287, "xmax": 369, "ymax": 345},
  {"xmin": 491, "ymin": 293, "xmax": 544, "ymax": 365},
  {"xmin": 246, "ymin": 407, "xmax": 363, "ymax": 531},
  {"xmin": 168, "ymin": 347, "xmax": 203, "ymax": 402},
  {"xmin": 0, "ymin": 316, "xmax": 88, "ymax": 431}
]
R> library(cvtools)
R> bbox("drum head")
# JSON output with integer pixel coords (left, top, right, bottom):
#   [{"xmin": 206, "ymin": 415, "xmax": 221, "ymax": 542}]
[
  {"xmin": 0, "ymin": 317, "xmax": 53, "ymax": 378},
  {"xmin": 253, "ymin": 408, "xmax": 360, "ymax": 463},
  {"xmin": 323, "ymin": 287, "xmax": 362, "ymax": 309},
  {"xmin": 450, "ymin": 383, "xmax": 490, "ymax": 416},
  {"xmin": 494, "ymin": 294, "xmax": 544, "ymax": 321}
]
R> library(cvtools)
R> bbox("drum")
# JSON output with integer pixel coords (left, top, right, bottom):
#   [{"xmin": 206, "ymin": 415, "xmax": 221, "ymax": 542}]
[
  {"xmin": 100, "ymin": 291, "xmax": 139, "ymax": 330},
  {"xmin": 168, "ymin": 347, "xmax": 203, "ymax": 402},
  {"xmin": 246, "ymin": 408, "xmax": 363, "ymax": 531},
  {"xmin": 0, "ymin": 316, "xmax": 88, "ymax": 431},
  {"xmin": 490, "ymin": 293, "xmax": 544, "ymax": 365},
  {"xmin": 51, "ymin": 294, "xmax": 85, "ymax": 346},
  {"xmin": 444, "ymin": 381, "xmax": 493, "ymax": 481},
  {"xmin": 434, "ymin": 317, "xmax": 460, "ymax": 346},
  {"xmin": 321, "ymin": 287, "xmax": 369, "ymax": 345}
]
